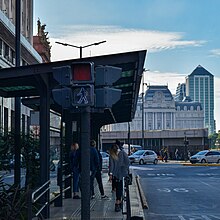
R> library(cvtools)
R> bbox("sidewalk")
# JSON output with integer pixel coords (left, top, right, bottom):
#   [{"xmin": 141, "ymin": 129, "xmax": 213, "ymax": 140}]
[{"xmin": 49, "ymin": 171, "xmax": 144, "ymax": 220}]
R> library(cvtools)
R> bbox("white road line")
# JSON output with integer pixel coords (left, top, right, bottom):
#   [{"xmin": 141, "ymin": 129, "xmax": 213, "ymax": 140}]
[
  {"xmin": 178, "ymin": 216, "xmax": 186, "ymax": 220},
  {"xmin": 210, "ymin": 215, "xmax": 220, "ymax": 219},
  {"xmin": 201, "ymin": 215, "xmax": 212, "ymax": 220}
]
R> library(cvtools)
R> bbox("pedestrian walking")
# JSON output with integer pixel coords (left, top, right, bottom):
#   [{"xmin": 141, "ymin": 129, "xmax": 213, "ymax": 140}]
[
  {"xmin": 175, "ymin": 148, "xmax": 179, "ymax": 160},
  {"xmin": 109, "ymin": 140, "xmax": 130, "ymax": 212},
  {"xmin": 164, "ymin": 148, "xmax": 168, "ymax": 162},
  {"xmin": 91, "ymin": 140, "xmax": 108, "ymax": 199},
  {"xmin": 69, "ymin": 142, "xmax": 80, "ymax": 199},
  {"xmin": 90, "ymin": 140, "xmax": 100, "ymax": 199}
]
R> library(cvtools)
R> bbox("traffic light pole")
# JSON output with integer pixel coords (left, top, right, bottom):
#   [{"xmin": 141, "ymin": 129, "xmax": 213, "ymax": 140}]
[{"xmin": 80, "ymin": 106, "xmax": 91, "ymax": 219}]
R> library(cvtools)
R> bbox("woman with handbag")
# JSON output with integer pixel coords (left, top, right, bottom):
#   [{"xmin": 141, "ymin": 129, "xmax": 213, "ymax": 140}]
[{"xmin": 109, "ymin": 140, "xmax": 130, "ymax": 212}]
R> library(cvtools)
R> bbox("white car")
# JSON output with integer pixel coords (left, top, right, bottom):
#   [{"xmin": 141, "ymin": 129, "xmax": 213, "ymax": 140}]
[
  {"xmin": 190, "ymin": 150, "xmax": 220, "ymax": 164},
  {"xmin": 129, "ymin": 150, "xmax": 158, "ymax": 165},
  {"xmin": 100, "ymin": 151, "xmax": 109, "ymax": 169}
]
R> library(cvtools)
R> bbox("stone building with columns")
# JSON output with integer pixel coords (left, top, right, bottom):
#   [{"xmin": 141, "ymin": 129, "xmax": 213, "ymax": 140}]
[{"xmin": 108, "ymin": 85, "xmax": 204, "ymax": 132}]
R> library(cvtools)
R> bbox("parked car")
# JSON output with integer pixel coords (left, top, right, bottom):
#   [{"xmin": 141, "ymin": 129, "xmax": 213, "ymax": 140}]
[
  {"xmin": 190, "ymin": 150, "xmax": 220, "ymax": 164},
  {"xmin": 100, "ymin": 151, "xmax": 109, "ymax": 169},
  {"xmin": 128, "ymin": 150, "xmax": 158, "ymax": 165}
]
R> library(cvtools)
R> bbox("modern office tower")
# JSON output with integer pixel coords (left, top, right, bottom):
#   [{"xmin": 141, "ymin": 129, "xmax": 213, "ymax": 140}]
[
  {"xmin": 175, "ymin": 83, "xmax": 186, "ymax": 101},
  {"xmin": 186, "ymin": 65, "xmax": 215, "ymax": 134}
]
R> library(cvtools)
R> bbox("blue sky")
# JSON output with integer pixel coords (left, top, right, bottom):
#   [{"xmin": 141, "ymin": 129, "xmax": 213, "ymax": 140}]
[{"xmin": 34, "ymin": 0, "xmax": 220, "ymax": 131}]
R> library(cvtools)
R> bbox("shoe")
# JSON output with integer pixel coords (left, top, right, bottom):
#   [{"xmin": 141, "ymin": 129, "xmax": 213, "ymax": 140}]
[
  {"xmin": 73, "ymin": 195, "xmax": 81, "ymax": 199},
  {"xmin": 101, "ymin": 195, "xmax": 108, "ymax": 199},
  {"xmin": 91, "ymin": 195, "xmax": 95, "ymax": 199},
  {"xmin": 115, "ymin": 204, "xmax": 121, "ymax": 212}
]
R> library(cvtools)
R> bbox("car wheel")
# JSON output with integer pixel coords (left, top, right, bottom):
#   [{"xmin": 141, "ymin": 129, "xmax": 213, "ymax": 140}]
[
  {"xmin": 217, "ymin": 159, "xmax": 220, "ymax": 164},
  {"xmin": 153, "ymin": 159, "xmax": 158, "ymax": 165},
  {"xmin": 139, "ymin": 159, "xmax": 144, "ymax": 165},
  {"xmin": 201, "ymin": 159, "xmax": 206, "ymax": 163}
]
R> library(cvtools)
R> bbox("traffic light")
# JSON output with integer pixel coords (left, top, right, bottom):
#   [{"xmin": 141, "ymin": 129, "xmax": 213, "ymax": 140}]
[
  {"xmin": 72, "ymin": 85, "xmax": 94, "ymax": 106},
  {"xmin": 52, "ymin": 87, "xmax": 73, "ymax": 109},
  {"xmin": 71, "ymin": 62, "xmax": 94, "ymax": 84},
  {"xmin": 94, "ymin": 65, "xmax": 122, "ymax": 108},
  {"xmin": 95, "ymin": 87, "xmax": 121, "ymax": 108},
  {"xmin": 95, "ymin": 66, "xmax": 121, "ymax": 86},
  {"xmin": 52, "ymin": 66, "xmax": 72, "ymax": 86}
]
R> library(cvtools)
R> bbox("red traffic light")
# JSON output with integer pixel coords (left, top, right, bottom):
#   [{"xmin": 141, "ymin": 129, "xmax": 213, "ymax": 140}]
[{"xmin": 71, "ymin": 62, "xmax": 94, "ymax": 83}]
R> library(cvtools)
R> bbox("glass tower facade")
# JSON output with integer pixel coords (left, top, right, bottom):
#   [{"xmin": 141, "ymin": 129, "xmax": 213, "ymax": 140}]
[{"xmin": 186, "ymin": 65, "xmax": 215, "ymax": 134}]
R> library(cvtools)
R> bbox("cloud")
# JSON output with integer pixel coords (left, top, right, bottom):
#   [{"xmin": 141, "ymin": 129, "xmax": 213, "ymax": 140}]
[
  {"xmin": 209, "ymin": 49, "xmax": 220, "ymax": 57},
  {"xmin": 50, "ymin": 25, "xmax": 205, "ymax": 61},
  {"xmin": 143, "ymin": 70, "xmax": 186, "ymax": 94}
]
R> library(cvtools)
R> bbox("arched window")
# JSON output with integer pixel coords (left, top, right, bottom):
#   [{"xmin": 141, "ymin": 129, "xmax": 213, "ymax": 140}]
[
  {"xmin": 197, "ymin": 106, "xmax": 200, "ymax": 111},
  {"xmin": 184, "ymin": 106, "xmax": 187, "ymax": 111}
]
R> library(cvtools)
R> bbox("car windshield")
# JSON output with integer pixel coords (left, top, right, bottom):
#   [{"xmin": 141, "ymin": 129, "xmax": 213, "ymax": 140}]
[
  {"xmin": 133, "ymin": 150, "xmax": 145, "ymax": 155},
  {"xmin": 195, "ymin": 151, "xmax": 208, "ymax": 155}
]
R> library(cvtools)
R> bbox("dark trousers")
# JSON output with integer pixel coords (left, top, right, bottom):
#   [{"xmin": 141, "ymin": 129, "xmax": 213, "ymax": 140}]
[
  {"xmin": 72, "ymin": 169, "xmax": 80, "ymax": 193},
  {"xmin": 95, "ymin": 170, "xmax": 104, "ymax": 195},
  {"xmin": 90, "ymin": 170, "xmax": 97, "ymax": 196},
  {"xmin": 115, "ymin": 177, "xmax": 123, "ymax": 201}
]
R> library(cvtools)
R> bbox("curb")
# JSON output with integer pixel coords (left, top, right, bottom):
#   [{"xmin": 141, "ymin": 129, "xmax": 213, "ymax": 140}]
[
  {"xmin": 182, "ymin": 163, "xmax": 220, "ymax": 166},
  {"xmin": 135, "ymin": 175, "xmax": 148, "ymax": 209}
]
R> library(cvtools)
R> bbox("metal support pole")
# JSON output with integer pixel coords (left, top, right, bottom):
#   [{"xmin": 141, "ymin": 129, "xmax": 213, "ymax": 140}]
[
  {"xmin": 81, "ymin": 106, "xmax": 91, "ymax": 220},
  {"xmin": 128, "ymin": 122, "xmax": 131, "ymax": 155},
  {"xmin": 80, "ymin": 46, "xmax": 82, "ymax": 59},
  {"xmin": 141, "ymin": 84, "xmax": 144, "ymax": 148},
  {"xmin": 39, "ymin": 88, "xmax": 50, "ymax": 218},
  {"xmin": 64, "ymin": 116, "xmax": 72, "ymax": 198},
  {"xmin": 14, "ymin": 0, "xmax": 21, "ymax": 187}
]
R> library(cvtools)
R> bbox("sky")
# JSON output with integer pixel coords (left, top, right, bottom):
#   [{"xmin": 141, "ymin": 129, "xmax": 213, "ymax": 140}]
[{"xmin": 34, "ymin": 0, "xmax": 220, "ymax": 131}]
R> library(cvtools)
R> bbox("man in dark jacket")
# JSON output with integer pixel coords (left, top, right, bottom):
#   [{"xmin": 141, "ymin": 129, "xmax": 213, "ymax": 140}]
[{"xmin": 92, "ymin": 140, "xmax": 108, "ymax": 199}]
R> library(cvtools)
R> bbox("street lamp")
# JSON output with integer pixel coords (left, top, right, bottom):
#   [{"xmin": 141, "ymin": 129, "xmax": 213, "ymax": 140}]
[
  {"xmin": 55, "ymin": 40, "xmax": 106, "ymax": 59},
  {"xmin": 141, "ymin": 69, "xmax": 149, "ymax": 148}
]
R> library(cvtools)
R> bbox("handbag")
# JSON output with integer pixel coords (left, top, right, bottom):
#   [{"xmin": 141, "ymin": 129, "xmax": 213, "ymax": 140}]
[{"xmin": 124, "ymin": 173, "xmax": 132, "ymax": 185}]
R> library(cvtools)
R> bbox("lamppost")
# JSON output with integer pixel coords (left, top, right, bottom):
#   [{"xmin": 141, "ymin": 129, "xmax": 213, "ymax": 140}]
[
  {"xmin": 55, "ymin": 40, "xmax": 106, "ymax": 59},
  {"xmin": 141, "ymin": 69, "xmax": 149, "ymax": 148}
]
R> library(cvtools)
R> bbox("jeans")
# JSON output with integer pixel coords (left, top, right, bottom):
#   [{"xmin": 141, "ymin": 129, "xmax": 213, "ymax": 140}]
[
  {"xmin": 115, "ymin": 177, "xmax": 123, "ymax": 201},
  {"xmin": 90, "ymin": 170, "xmax": 97, "ymax": 196},
  {"xmin": 95, "ymin": 170, "xmax": 104, "ymax": 195},
  {"xmin": 72, "ymin": 168, "xmax": 80, "ymax": 193}
]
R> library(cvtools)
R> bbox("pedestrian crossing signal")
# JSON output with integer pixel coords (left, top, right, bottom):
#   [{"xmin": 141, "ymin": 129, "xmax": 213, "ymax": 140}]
[{"xmin": 72, "ymin": 85, "xmax": 94, "ymax": 106}]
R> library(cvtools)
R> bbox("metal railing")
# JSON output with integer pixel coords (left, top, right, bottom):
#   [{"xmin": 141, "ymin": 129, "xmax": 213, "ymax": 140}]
[
  {"xmin": 122, "ymin": 174, "xmax": 132, "ymax": 220},
  {"xmin": 50, "ymin": 162, "xmax": 72, "ymax": 207},
  {"xmin": 28, "ymin": 180, "xmax": 50, "ymax": 219}
]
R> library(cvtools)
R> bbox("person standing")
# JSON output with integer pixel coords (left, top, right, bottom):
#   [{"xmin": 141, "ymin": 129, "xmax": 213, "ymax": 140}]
[
  {"xmin": 69, "ymin": 142, "xmax": 80, "ymax": 199},
  {"xmin": 175, "ymin": 148, "xmax": 179, "ymax": 160},
  {"xmin": 109, "ymin": 140, "xmax": 130, "ymax": 212},
  {"xmin": 91, "ymin": 140, "xmax": 108, "ymax": 199},
  {"xmin": 90, "ymin": 140, "xmax": 100, "ymax": 199}
]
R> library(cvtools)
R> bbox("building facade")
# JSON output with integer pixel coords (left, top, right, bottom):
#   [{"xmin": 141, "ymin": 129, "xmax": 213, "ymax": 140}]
[
  {"xmin": 108, "ymin": 85, "xmax": 204, "ymax": 132},
  {"xmin": 0, "ymin": 0, "xmax": 42, "ymax": 133},
  {"xmin": 186, "ymin": 65, "xmax": 215, "ymax": 134},
  {"xmin": 175, "ymin": 83, "xmax": 186, "ymax": 101}
]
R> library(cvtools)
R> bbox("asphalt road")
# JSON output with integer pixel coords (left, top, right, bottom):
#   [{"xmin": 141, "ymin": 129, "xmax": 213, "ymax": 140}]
[{"xmin": 131, "ymin": 162, "xmax": 220, "ymax": 220}]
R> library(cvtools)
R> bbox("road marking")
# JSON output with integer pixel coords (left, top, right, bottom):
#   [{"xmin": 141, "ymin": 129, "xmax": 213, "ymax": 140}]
[
  {"xmin": 178, "ymin": 216, "xmax": 186, "ymax": 220},
  {"xmin": 201, "ymin": 215, "xmax": 212, "ymax": 220},
  {"xmin": 130, "ymin": 166, "xmax": 154, "ymax": 170},
  {"xmin": 173, "ymin": 188, "xmax": 189, "ymax": 193},
  {"xmin": 210, "ymin": 215, "xmax": 220, "ymax": 219}
]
